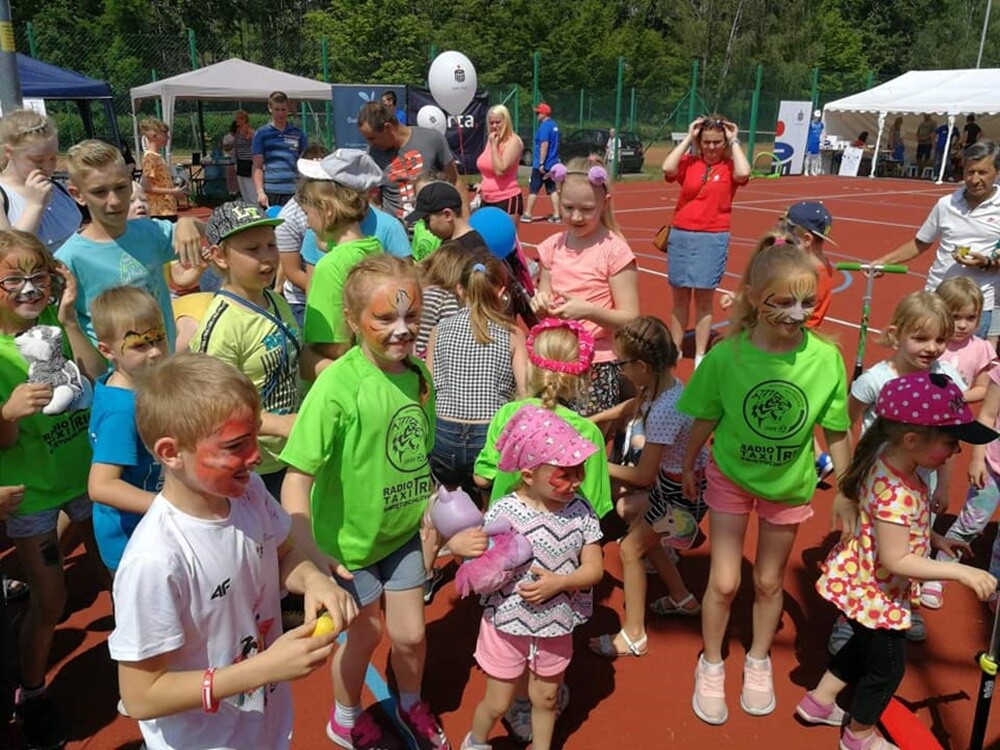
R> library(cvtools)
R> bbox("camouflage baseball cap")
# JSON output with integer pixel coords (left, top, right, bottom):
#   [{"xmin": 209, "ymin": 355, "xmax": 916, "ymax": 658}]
[{"xmin": 206, "ymin": 201, "xmax": 284, "ymax": 245}]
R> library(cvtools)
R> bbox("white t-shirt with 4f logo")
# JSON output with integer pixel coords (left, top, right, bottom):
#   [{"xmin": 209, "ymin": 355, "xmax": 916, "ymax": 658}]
[{"xmin": 109, "ymin": 474, "xmax": 294, "ymax": 750}]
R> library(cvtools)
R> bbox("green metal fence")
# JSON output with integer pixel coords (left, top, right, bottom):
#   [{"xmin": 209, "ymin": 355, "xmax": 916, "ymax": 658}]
[{"xmin": 11, "ymin": 24, "xmax": 883, "ymax": 175}]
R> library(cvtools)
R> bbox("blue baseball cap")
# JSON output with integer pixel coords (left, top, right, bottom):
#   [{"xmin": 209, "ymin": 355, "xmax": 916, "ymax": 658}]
[{"xmin": 785, "ymin": 201, "xmax": 838, "ymax": 246}]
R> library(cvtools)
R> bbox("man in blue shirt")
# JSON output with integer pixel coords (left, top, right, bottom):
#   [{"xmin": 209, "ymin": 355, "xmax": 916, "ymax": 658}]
[
  {"xmin": 522, "ymin": 102, "xmax": 561, "ymax": 223},
  {"xmin": 805, "ymin": 109, "xmax": 824, "ymax": 176},
  {"xmin": 381, "ymin": 91, "xmax": 407, "ymax": 126},
  {"xmin": 252, "ymin": 91, "xmax": 307, "ymax": 208}
]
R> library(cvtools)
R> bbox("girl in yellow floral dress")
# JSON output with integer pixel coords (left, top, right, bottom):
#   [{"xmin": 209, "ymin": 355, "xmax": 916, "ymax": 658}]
[{"xmin": 799, "ymin": 372, "xmax": 998, "ymax": 750}]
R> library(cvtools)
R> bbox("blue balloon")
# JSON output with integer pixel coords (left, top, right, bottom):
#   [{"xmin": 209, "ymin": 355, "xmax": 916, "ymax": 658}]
[
  {"xmin": 265, "ymin": 205, "xmax": 282, "ymax": 219},
  {"xmin": 468, "ymin": 206, "xmax": 516, "ymax": 259}
]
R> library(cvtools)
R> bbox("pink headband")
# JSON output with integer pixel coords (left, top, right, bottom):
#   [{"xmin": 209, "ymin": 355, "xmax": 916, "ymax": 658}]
[
  {"xmin": 549, "ymin": 163, "xmax": 608, "ymax": 186},
  {"xmin": 526, "ymin": 319, "xmax": 595, "ymax": 376}
]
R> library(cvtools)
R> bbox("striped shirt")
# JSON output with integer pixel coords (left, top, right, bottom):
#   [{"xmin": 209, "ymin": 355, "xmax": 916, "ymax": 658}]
[{"xmin": 252, "ymin": 123, "xmax": 307, "ymax": 195}]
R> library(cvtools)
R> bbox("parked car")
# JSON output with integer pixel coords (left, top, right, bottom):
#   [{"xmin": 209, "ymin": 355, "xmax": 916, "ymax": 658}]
[{"xmin": 559, "ymin": 128, "xmax": 645, "ymax": 173}]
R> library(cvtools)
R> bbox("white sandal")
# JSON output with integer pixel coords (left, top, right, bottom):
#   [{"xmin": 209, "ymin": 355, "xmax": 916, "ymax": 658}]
[
  {"xmin": 589, "ymin": 629, "xmax": 648, "ymax": 658},
  {"xmin": 650, "ymin": 592, "xmax": 701, "ymax": 617}
]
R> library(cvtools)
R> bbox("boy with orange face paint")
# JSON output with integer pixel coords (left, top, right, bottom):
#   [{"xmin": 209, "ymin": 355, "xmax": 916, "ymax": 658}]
[{"xmin": 108, "ymin": 352, "xmax": 356, "ymax": 750}]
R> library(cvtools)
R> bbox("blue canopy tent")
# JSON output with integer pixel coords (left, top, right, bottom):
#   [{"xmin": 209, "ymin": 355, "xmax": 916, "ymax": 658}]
[{"xmin": 16, "ymin": 53, "xmax": 122, "ymax": 149}]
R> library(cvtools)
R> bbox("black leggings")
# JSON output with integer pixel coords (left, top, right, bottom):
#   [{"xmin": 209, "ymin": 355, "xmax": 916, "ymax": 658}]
[{"xmin": 828, "ymin": 619, "xmax": 907, "ymax": 726}]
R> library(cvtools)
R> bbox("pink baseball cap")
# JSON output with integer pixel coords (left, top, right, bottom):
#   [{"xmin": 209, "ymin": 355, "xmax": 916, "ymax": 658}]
[
  {"xmin": 496, "ymin": 406, "xmax": 598, "ymax": 472},
  {"xmin": 875, "ymin": 372, "xmax": 998, "ymax": 444}
]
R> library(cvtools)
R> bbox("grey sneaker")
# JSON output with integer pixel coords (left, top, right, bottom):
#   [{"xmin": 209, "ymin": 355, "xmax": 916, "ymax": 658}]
[
  {"xmin": 547, "ymin": 215, "xmax": 561, "ymax": 223},
  {"xmin": 906, "ymin": 611, "xmax": 926, "ymax": 642},
  {"xmin": 423, "ymin": 568, "xmax": 445, "ymax": 605},
  {"xmin": 503, "ymin": 683, "xmax": 570, "ymax": 742}
]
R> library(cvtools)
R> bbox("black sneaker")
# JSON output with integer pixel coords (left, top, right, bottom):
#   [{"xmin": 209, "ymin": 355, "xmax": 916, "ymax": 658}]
[
  {"xmin": 16, "ymin": 693, "xmax": 66, "ymax": 750},
  {"xmin": 547, "ymin": 215, "xmax": 561, "ymax": 223},
  {"xmin": 423, "ymin": 568, "xmax": 445, "ymax": 605}
]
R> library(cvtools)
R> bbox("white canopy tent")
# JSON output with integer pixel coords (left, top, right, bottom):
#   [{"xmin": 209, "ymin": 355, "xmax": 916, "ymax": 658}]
[
  {"xmin": 129, "ymin": 58, "xmax": 333, "ymax": 157},
  {"xmin": 822, "ymin": 69, "xmax": 1000, "ymax": 182}
]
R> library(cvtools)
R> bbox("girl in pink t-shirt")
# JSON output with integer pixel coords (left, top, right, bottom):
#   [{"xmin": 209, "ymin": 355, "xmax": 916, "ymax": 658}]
[
  {"xmin": 801, "ymin": 372, "xmax": 996, "ymax": 750},
  {"xmin": 530, "ymin": 156, "xmax": 640, "ymax": 415},
  {"xmin": 935, "ymin": 276, "xmax": 996, "ymax": 403}
]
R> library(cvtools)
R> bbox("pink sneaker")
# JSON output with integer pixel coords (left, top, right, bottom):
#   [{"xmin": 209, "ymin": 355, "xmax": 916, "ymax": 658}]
[
  {"xmin": 839, "ymin": 727, "xmax": 899, "ymax": 750},
  {"xmin": 396, "ymin": 700, "xmax": 450, "ymax": 750},
  {"xmin": 795, "ymin": 692, "xmax": 847, "ymax": 726},
  {"xmin": 692, "ymin": 655, "xmax": 728, "ymax": 725},
  {"xmin": 740, "ymin": 655, "xmax": 776, "ymax": 716},
  {"xmin": 326, "ymin": 707, "xmax": 402, "ymax": 749}
]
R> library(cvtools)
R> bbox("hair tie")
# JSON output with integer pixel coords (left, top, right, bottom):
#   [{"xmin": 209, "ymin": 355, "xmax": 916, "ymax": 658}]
[
  {"xmin": 471, "ymin": 263, "xmax": 486, "ymax": 273},
  {"xmin": 772, "ymin": 237, "xmax": 788, "ymax": 246},
  {"xmin": 525, "ymin": 319, "xmax": 595, "ymax": 376},
  {"xmin": 552, "ymin": 164, "xmax": 608, "ymax": 187}
]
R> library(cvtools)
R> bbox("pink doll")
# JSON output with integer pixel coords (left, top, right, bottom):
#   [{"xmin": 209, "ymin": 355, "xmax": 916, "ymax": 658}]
[{"xmin": 429, "ymin": 485, "xmax": 532, "ymax": 596}]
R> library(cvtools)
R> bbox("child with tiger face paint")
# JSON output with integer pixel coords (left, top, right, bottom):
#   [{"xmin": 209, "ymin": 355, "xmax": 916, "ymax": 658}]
[
  {"xmin": 280, "ymin": 254, "xmax": 449, "ymax": 749},
  {"xmin": 679, "ymin": 237, "xmax": 852, "ymax": 726}
]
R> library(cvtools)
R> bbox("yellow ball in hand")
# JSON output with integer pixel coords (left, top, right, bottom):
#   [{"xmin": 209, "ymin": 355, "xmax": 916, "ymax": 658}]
[{"xmin": 312, "ymin": 612, "xmax": 336, "ymax": 637}]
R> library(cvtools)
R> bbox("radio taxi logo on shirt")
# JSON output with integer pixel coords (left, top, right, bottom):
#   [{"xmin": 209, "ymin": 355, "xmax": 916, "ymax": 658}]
[
  {"xmin": 740, "ymin": 380, "xmax": 808, "ymax": 465},
  {"xmin": 386, "ymin": 403, "xmax": 428, "ymax": 472}
]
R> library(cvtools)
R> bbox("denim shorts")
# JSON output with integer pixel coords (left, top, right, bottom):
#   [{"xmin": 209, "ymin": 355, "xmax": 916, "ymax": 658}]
[
  {"xmin": 339, "ymin": 533, "xmax": 425, "ymax": 608},
  {"xmin": 529, "ymin": 168, "xmax": 557, "ymax": 196},
  {"xmin": 430, "ymin": 418, "xmax": 489, "ymax": 496},
  {"xmin": 666, "ymin": 228, "xmax": 730, "ymax": 289},
  {"xmin": 6, "ymin": 494, "xmax": 92, "ymax": 539}
]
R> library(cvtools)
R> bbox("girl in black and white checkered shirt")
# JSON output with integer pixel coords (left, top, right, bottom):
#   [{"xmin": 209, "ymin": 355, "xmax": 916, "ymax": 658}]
[{"xmin": 426, "ymin": 248, "xmax": 528, "ymax": 500}]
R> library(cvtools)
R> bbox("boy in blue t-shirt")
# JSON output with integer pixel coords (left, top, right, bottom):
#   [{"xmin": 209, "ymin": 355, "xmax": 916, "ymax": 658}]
[
  {"xmin": 87, "ymin": 286, "xmax": 168, "ymax": 574},
  {"xmin": 56, "ymin": 139, "xmax": 206, "ymax": 352}
]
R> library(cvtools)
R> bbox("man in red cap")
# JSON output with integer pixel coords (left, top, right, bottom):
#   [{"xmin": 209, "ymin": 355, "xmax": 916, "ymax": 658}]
[{"xmin": 522, "ymin": 102, "xmax": 561, "ymax": 223}]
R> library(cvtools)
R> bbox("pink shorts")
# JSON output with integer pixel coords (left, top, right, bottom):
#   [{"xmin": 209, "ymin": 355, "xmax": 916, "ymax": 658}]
[
  {"xmin": 474, "ymin": 616, "xmax": 573, "ymax": 679},
  {"xmin": 705, "ymin": 460, "xmax": 814, "ymax": 526}
]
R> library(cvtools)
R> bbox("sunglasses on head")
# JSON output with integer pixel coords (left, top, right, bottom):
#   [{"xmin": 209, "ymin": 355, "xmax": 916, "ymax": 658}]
[{"xmin": 700, "ymin": 118, "xmax": 725, "ymax": 130}]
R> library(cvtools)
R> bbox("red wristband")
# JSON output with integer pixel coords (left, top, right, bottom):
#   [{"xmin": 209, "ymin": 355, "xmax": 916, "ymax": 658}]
[{"xmin": 202, "ymin": 667, "xmax": 219, "ymax": 714}]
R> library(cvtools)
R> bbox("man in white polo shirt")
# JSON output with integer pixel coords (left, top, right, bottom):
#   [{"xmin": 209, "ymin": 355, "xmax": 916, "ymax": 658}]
[{"xmin": 877, "ymin": 140, "xmax": 1000, "ymax": 341}]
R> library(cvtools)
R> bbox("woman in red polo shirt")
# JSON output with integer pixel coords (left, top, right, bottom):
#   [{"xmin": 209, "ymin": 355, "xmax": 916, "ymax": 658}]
[{"xmin": 661, "ymin": 115, "xmax": 751, "ymax": 367}]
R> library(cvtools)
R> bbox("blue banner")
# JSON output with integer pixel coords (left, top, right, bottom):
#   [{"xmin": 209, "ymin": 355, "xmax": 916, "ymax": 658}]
[{"xmin": 332, "ymin": 85, "xmax": 407, "ymax": 148}]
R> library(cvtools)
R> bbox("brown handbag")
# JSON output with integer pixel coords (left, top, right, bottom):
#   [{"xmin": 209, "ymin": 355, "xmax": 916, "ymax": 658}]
[{"xmin": 653, "ymin": 224, "xmax": 671, "ymax": 253}]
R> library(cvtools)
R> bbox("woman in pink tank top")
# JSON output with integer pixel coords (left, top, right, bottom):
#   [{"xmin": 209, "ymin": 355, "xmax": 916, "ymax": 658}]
[{"xmin": 476, "ymin": 105, "xmax": 525, "ymax": 219}]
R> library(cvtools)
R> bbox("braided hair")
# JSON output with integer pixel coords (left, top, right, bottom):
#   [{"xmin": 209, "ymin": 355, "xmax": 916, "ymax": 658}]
[{"xmin": 613, "ymin": 316, "xmax": 677, "ymax": 418}]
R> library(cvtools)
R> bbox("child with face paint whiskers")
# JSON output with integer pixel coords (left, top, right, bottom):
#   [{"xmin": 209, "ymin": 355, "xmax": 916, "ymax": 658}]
[
  {"xmin": 88, "ymin": 286, "xmax": 167, "ymax": 578},
  {"xmin": 280, "ymin": 255, "xmax": 451, "ymax": 750},
  {"xmin": 680, "ymin": 237, "xmax": 852, "ymax": 727},
  {"xmin": 0, "ymin": 230, "xmax": 106, "ymax": 749}
]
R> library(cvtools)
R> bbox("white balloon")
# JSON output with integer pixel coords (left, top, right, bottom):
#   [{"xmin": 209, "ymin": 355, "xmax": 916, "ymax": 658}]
[
  {"xmin": 428, "ymin": 51, "xmax": 478, "ymax": 116},
  {"xmin": 416, "ymin": 104, "xmax": 448, "ymax": 134}
]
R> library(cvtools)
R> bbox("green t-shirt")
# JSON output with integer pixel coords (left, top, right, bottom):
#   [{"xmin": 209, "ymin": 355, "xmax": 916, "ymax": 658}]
[
  {"xmin": 677, "ymin": 330, "xmax": 850, "ymax": 505},
  {"xmin": 191, "ymin": 289, "xmax": 303, "ymax": 476},
  {"xmin": 474, "ymin": 398, "xmax": 613, "ymax": 519},
  {"xmin": 303, "ymin": 236, "xmax": 383, "ymax": 345},
  {"xmin": 279, "ymin": 347, "xmax": 436, "ymax": 568},
  {"xmin": 411, "ymin": 221, "xmax": 442, "ymax": 263},
  {"xmin": 1, "ymin": 308, "xmax": 91, "ymax": 514}
]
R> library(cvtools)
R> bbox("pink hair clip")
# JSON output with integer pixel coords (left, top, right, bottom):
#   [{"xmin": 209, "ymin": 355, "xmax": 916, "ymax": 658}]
[
  {"xmin": 772, "ymin": 237, "xmax": 788, "ymax": 246},
  {"xmin": 526, "ymin": 319, "xmax": 595, "ymax": 376},
  {"xmin": 549, "ymin": 163, "xmax": 608, "ymax": 187}
]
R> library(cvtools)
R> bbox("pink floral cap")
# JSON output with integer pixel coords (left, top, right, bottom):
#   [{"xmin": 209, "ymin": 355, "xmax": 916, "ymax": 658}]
[
  {"xmin": 875, "ymin": 372, "xmax": 998, "ymax": 444},
  {"xmin": 496, "ymin": 406, "xmax": 598, "ymax": 471}
]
